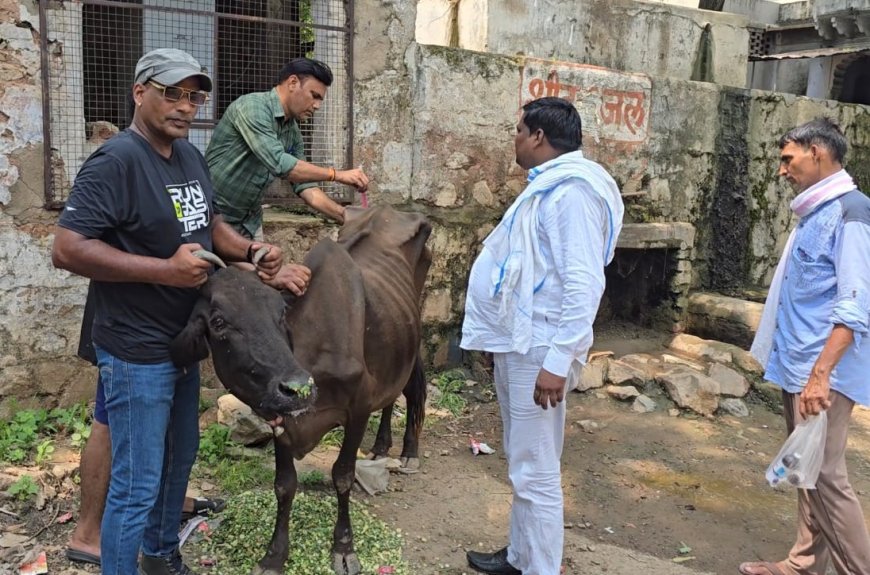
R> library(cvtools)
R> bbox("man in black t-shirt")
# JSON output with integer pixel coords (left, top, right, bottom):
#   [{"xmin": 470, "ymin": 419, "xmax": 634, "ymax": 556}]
[
  {"xmin": 52, "ymin": 49, "xmax": 286, "ymax": 575},
  {"xmin": 65, "ymin": 284, "xmax": 226, "ymax": 569}
]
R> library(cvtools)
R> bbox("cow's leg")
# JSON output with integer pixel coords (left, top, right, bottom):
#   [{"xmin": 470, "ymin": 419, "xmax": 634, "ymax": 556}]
[
  {"xmin": 331, "ymin": 417, "xmax": 367, "ymax": 575},
  {"xmin": 369, "ymin": 404, "xmax": 393, "ymax": 458},
  {"xmin": 252, "ymin": 432, "xmax": 297, "ymax": 575},
  {"xmin": 400, "ymin": 356, "xmax": 427, "ymax": 471}
]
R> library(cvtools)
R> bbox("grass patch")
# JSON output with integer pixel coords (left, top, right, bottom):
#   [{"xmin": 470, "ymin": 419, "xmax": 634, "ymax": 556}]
[
  {"xmin": 193, "ymin": 425, "xmax": 274, "ymax": 492},
  {"xmin": 202, "ymin": 489, "xmax": 408, "ymax": 575},
  {"xmin": 298, "ymin": 469, "xmax": 326, "ymax": 487}
]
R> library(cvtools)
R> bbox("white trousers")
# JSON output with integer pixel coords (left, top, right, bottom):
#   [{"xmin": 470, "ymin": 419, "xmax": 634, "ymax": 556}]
[{"xmin": 494, "ymin": 347, "xmax": 566, "ymax": 575}]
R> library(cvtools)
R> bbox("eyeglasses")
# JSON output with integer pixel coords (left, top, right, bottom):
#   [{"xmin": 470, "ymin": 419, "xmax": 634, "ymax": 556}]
[{"xmin": 148, "ymin": 80, "xmax": 209, "ymax": 106}]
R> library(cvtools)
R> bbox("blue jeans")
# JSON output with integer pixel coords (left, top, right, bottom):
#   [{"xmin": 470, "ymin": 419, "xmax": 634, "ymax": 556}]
[{"xmin": 95, "ymin": 346, "xmax": 200, "ymax": 575}]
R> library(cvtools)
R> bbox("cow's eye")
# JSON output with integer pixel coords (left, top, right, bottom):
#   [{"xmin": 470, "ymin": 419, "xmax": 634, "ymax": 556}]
[{"xmin": 211, "ymin": 316, "xmax": 226, "ymax": 331}]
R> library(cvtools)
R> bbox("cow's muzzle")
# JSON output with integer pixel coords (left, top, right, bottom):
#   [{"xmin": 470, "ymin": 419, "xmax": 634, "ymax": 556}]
[{"xmin": 258, "ymin": 375, "xmax": 317, "ymax": 421}]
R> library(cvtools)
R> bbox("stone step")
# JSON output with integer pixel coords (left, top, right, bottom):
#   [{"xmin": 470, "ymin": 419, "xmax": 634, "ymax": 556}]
[{"xmin": 686, "ymin": 291, "xmax": 763, "ymax": 348}]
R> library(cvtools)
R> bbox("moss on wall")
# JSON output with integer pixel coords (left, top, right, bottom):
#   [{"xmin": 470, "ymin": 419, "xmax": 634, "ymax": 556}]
[{"xmin": 844, "ymin": 113, "xmax": 870, "ymax": 194}]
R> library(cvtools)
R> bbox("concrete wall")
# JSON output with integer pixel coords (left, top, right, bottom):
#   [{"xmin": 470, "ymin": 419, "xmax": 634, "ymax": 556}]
[
  {"xmin": 415, "ymin": 0, "xmax": 487, "ymax": 50},
  {"xmin": 415, "ymin": 0, "xmax": 751, "ymax": 88},
  {"xmin": 779, "ymin": 0, "xmax": 812, "ymax": 23},
  {"xmin": 391, "ymin": 44, "xmax": 870, "ymax": 327},
  {"xmin": 723, "ymin": 0, "xmax": 782, "ymax": 24},
  {"xmin": 1, "ymin": 0, "xmax": 869, "ymax": 410},
  {"xmin": 0, "ymin": 0, "xmax": 98, "ymax": 412}
]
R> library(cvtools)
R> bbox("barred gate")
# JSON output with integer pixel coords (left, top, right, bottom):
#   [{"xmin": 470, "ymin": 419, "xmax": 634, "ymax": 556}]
[{"xmin": 39, "ymin": 0, "xmax": 354, "ymax": 209}]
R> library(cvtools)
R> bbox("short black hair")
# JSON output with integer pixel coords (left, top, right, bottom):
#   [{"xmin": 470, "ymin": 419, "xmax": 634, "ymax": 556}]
[
  {"xmin": 276, "ymin": 58, "xmax": 333, "ymax": 87},
  {"xmin": 521, "ymin": 97, "xmax": 582, "ymax": 152},
  {"xmin": 778, "ymin": 117, "xmax": 847, "ymax": 163}
]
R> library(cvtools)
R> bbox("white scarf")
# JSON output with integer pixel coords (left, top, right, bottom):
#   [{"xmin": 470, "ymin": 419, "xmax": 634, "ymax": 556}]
[
  {"xmin": 483, "ymin": 150, "xmax": 623, "ymax": 354},
  {"xmin": 750, "ymin": 169, "xmax": 856, "ymax": 365}
]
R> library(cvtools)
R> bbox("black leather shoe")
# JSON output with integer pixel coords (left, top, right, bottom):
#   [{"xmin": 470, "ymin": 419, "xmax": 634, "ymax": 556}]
[{"xmin": 466, "ymin": 546, "xmax": 522, "ymax": 575}]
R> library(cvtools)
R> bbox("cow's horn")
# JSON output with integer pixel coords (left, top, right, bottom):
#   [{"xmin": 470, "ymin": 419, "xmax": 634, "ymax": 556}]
[
  {"xmin": 192, "ymin": 249, "xmax": 227, "ymax": 269},
  {"xmin": 252, "ymin": 246, "xmax": 271, "ymax": 267}
]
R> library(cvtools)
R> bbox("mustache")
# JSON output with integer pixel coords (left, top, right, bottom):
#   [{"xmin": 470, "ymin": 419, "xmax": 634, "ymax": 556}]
[{"xmin": 166, "ymin": 116, "xmax": 192, "ymax": 124}]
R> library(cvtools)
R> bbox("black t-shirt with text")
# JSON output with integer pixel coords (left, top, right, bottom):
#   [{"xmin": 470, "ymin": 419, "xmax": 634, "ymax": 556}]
[{"xmin": 59, "ymin": 130, "xmax": 216, "ymax": 364}]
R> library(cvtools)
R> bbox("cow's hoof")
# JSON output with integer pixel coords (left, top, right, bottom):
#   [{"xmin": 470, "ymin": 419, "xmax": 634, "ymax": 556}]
[
  {"xmin": 250, "ymin": 566, "xmax": 281, "ymax": 575},
  {"xmin": 332, "ymin": 552, "xmax": 362, "ymax": 575},
  {"xmin": 399, "ymin": 456, "xmax": 420, "ymax": 473}
]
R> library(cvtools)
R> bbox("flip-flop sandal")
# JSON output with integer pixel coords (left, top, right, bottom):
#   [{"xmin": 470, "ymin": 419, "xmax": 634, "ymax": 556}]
[
  {"xmin": 180, "ymin": 496, "xmax": 226, "ymax": 522},
  {"xmin": 66, "ymin": 547, "xmax": 101, "ymax": 566},
  {"xmin": 738, "ymin": 561, "xmax": 787, "ymax": 575}
]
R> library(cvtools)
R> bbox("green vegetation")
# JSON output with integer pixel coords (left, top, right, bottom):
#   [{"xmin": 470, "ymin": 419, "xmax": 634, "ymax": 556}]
[
  {"xmin": 204, "ymin": 458, "xmax": 275, "ymax": 494},
  {"xmin": 7, "ymin": 475, "xmax": 39, "ymax": 502},
  {"xmin": 202, "ymin": 489, "xmax": 408, "ymax": 575},
  {"xmin": 192, "ymin": 424, "xmax": 275, "ymax": 492},
  {"xmin": 198, "ymin": 423, "xmax": 235, "ymax": 465},
  {"xmin": 319, "ymin": 427, "xmax": 344, "ymax": 448},
  {"xmin": 34, "ymin": 439, "xmax": 55, "ymax": 467},
  {"xmin": 431, "ymin": 369, "xmax": 468, "ymax": 416},
  {"xmin": 0, "ymin": 403, "xmax": 91, "ymax": 465},
  {"xmin": 297, "ymin": 469, "xmax": 326, "ymax": 487}
]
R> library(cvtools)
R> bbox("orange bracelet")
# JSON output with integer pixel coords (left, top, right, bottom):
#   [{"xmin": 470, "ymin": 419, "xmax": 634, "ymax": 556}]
[{"xmin": 328, "ymin": 167, "xmax": 336, "ymax": 182}]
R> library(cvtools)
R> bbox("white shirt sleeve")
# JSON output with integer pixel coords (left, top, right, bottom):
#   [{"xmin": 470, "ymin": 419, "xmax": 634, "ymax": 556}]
[{"xmin": 539, "ymin": 181, "xmax": 609, "ymax": 377}]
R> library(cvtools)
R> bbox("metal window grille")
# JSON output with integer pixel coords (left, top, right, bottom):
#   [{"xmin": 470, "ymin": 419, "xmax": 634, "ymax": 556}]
[{"xmin": 39, "ymin": 0, "xmax": 354, "ymax": 209}]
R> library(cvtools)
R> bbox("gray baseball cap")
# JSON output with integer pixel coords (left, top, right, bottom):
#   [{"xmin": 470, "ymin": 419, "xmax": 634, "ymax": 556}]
[{"xmin": 134, "ymin": 48, "xmax": 213, "ymax": 92}]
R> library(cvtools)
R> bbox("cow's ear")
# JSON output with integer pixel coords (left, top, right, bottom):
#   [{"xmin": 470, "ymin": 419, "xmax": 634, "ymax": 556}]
[
  {"xmin": 393, "ymin": 211, "xmax": 431, "ymax": 247},
  {"xmin": 170, "ymin": 299, "xmax": 210, "ymax": 367}
]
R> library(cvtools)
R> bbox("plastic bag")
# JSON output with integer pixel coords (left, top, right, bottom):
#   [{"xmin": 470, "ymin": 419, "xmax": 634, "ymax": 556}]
[{"xmin": 766, "ymin": 411, "xmax": 827, "ymax": 489}]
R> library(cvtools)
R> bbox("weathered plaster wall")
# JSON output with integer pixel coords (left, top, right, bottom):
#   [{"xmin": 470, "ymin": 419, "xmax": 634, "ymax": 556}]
[
  {"xmin": 1, "ymin": 0, "xmax": 868, "ymax": 410},
  {"xmin": 353, "ymin": 0, "xmax": 418, "ymax": 204},
  {"xmin": 415, "ymin": 0, "xmax": 751, "ymax": 88},
  {"xmin": 0, "ymin": 0, "xmax": 96, "ymax": 414},
  {"xmin": 415, "ymin": 0, "xmax": 487, "ymax": 50},
  {"xmin": 390, "ymin": 45, "xmax": 870, "ymax": 335}
]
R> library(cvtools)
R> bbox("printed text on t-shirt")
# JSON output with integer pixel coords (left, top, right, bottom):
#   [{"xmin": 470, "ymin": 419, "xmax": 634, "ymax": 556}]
[{"xmin": 167, "ymin": 180, "xmax": 210, "ymax": 235}]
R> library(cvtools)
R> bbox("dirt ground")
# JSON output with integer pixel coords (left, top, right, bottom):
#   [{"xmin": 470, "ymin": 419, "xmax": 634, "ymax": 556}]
[{"xmin": 8, "ymin": 331, "xmax": 870, "ymax": 575}]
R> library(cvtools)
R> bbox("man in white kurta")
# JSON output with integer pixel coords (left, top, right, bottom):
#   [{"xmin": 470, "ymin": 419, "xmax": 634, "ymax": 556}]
[{"xmin": 461, "ymin": 96, "xmax": 624, "ymax": 575}]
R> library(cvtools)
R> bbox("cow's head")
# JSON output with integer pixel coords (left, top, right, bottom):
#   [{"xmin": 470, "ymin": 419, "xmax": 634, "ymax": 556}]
[{"xmin": 170, "ymin": 266, "xmax": 316, "ymax": 421}]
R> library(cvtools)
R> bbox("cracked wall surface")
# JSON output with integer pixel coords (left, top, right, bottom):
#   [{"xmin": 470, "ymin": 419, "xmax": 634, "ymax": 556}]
[
  {"xmin": 1, "ymin": 0, "xmax": 869, "ymax": 410},
  {"xmin": 0, "ymin": 0, "xmax": 95, "ymax": 413}
]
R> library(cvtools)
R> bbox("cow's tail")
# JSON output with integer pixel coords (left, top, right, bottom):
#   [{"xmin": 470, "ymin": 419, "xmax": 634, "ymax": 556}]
[{"xmin": 403, "ymin": 354, "xmax": 427, "ymax": 455}]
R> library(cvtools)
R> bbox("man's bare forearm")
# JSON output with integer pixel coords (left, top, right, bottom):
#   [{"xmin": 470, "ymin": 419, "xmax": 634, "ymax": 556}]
[
  {"xmin": 299, "ymin": 187, "xmax": 345, "ymax": 223},
  {"xmin": 811, "ymin": 324, "xmax": 854, "ymax": 379},
  {"xmin": 52, "ymin": 227, "xmax": 173, "ymax": 284}
]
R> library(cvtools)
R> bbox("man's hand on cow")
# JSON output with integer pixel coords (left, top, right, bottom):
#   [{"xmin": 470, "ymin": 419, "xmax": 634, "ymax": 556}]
[
  {"xmin": 337, "ymin": 168, "xmax": 369, "ymax": 193},
  {"xmin": 249, "ymin": 242, "xmax": 284, "ymax": 280},
  {"xmin": 165, "ymin": 243, "xmax": 214, "ymax": 288},
  {"xmin": 264, "ymin": 263, "xmax": 312, "ymax": 296},
  {"xmin": 533, "ymin": 368, "xmax": 566, "ymax": 410}
]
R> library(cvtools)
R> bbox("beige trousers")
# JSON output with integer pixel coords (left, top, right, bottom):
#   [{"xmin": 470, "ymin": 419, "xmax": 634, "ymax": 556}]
[{"xmin": 781, "ymin": 390, "xmax": 870, "ymax": 575}]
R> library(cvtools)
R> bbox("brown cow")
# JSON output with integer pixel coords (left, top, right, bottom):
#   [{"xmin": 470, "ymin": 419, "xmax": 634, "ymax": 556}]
[{"xmin": 170, "ymin": 206, "xmax": 431, "ymax": 575}]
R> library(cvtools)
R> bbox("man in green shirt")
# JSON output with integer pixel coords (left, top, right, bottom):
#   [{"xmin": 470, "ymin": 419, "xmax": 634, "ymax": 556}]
[{"xmin": 206, "ymin": 57, "xmax": 368, "ymax": 251}]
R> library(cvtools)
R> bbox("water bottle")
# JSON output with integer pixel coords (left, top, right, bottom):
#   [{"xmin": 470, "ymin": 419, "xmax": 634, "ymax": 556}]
[
  {"xmin": 771, "ymin": 452, "xmax": 802, "ymax": 484},
  {"xmin": 787, "ymin": 471, "xmax": 805, "ymax": 486}
]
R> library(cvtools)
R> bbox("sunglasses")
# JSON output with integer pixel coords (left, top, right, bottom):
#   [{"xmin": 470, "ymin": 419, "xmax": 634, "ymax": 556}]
[{"xmin": 148, "ymin": 80, "xmax": 209, "ymax": 106}]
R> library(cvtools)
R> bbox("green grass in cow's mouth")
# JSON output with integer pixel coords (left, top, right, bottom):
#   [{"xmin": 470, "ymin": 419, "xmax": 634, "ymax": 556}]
[{"xmin": 201, "ymin": 489, "xmax": 409, "ymax": 574}]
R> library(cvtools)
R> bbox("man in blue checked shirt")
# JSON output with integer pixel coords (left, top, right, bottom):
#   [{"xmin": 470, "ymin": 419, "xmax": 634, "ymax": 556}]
[{"xmin": 743, "ymin": 118, "xmax": 870, "ymax": 575}]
